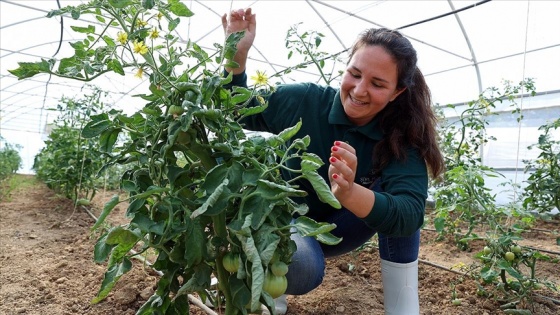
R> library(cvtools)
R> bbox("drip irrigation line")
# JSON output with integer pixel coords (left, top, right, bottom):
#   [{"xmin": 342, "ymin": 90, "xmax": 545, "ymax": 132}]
[{"xmin": 79, "ymin": 205, "xmax": 218, "ymax": 315}]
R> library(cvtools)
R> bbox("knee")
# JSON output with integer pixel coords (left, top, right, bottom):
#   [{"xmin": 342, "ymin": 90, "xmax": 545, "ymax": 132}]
[
  {"xmin": 284, "ymin": 234, "xmax": 325, "ymax": 295},
  {"xmin": 285, "ymin": 252, "xmax": 325, "ymax": 295}
]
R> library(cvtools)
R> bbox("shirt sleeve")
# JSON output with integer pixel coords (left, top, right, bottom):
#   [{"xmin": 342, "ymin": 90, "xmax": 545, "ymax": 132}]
[{"xmin": 362, "ymin": 148, "xmax": 428, "ymax": 237}]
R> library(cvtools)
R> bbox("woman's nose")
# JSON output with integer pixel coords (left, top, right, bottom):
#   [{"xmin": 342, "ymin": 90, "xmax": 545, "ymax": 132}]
[{"xmin": 353, "ymin": 80, "xmax": 368, "ymax": 96}]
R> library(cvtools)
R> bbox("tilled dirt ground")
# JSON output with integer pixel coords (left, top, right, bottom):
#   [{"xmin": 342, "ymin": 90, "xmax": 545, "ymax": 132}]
[{"xmin": 1, "ymin": 175, "xmax": 559, "ymax": 315}]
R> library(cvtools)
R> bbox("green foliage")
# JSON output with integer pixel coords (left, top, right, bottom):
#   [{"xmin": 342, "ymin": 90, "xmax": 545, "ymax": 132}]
[
  {"xmin": 33, "ymin": 87, "xmax": 117, "ymax": 201},
  {"xmin": 0, "ymin": 138, "xmax": 22, "ymax": 179},
  {"xmin": 470, "ymin": 230, "xmax": 557, "ymax": 311},
  {"xmin": 522, "ymin": 118, "xmax": 560, "ymax": 214},
  {"xmin": 280, "ymin": 23, "xmax": 344, "ymax": 85},
  {"xmin": 433, "ymin": 79, "xmax": 537, "ymax": 248},
  {"xmin": 10, "ymin": 1, "xmax": 341, "ymax": 314}
]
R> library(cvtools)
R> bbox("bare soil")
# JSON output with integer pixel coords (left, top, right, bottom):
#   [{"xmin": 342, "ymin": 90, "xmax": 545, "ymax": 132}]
[{"xmin": 1, "ymin": 175, "xmax": 559, "ymax": 315}]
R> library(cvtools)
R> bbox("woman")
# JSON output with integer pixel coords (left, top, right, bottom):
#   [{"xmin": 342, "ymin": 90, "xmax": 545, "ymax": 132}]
[{"xmin": 222, "ymin": 8, "xmax": 445, "ymax": 315}]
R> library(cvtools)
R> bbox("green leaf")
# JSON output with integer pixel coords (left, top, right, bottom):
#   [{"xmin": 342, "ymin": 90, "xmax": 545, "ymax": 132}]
[
  {"xmin": 230, "ymin": 86, "xmax": 253, "ymax": 104},
  {"xmin": 107, "ymin": 59, "xmax": 124, "ymax": 75},
  {"xmin": 278, "ymin": 120, "xmax": 301, "ymax": 142},
  {"xmin": 302, "ymin": 170, "xmax": 340, "ymax": 209},
  {"xmin": 93, "ymin": 233, "xmax": 114, "ymax": 263},
  {"xmin": 169, "ymin": 0, "xmax": 194, "ymax": 17},
  {"xmin": 106, "ymin": 226, "xmax": 140, "ymax": 246},
  {"xmin": 238, "ymin": 102, "xmax": 267, "ymax": 117},
  {"xmin": 240, "ymin": 193, "xmax": 274, "ymax": 230},
  {"xmin": 108, "ymin": 0, "xmax": 133, "ymax": 9},
  {"xmin": 168, "ymin": 17, "xmax": 180, "ymax": 32},
  {"xmin": 92, "ymin": 194, "xmax": 120, "ymax": 230},
  {"xmin": 256, "ymin": 179, "xmax": 307, "ymax": 200},
  {"xmin": 82, "ymin": 113, "xmax": 111, "ymax": 138},
  {"xmin": 8, "ymin": 59, "xmax": 55, "ymax": 79},
  {"xmin": 71, "ymin": 25, "xmax": 95, "ymax": 34},
  {"xmin": 294, "ymin": 216, "xmax": 341, "ymax": 245},
  {"xmin": 91, "ymin": 257, "xmax": 132, "ymax": 304},
  {"xmin": 142, "ymin": 0, "xmax": 155, "ymax": 9},
  {"xmin": 238, "ymin": 231, "xmax": 264, "ymax": 310},
  {"xmin": 229, "ymin": 275, "xmax": 252, "ymax": 311},
  {"xmin": 99, "ymin": 128, "xmax": 121, "ymax": 153},
  {"xmin": 191, "ymin": 179, "xmax": 229, "ymax": 219}
]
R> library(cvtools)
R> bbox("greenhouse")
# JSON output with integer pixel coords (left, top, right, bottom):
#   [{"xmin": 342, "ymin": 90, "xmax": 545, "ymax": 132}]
[{"xmin": 1, "ymin": 1, "xmax": 559, "ymax": 315}]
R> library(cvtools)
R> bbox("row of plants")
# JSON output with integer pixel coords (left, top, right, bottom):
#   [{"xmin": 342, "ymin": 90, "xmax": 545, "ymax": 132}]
[
  {"xmin": 8, "ymin": 0, "xmax": 558, "ymax": 314},
  {"xmin": 0, "ymin": 137, "xmax": 24, "ymax": 201},
  {"xmin": 33, "ymin": 87, "xmax": 122, "ymax": 205},
  {"xmin": 0, "ymin": 137, "xmax": 22, "ymax": 180},
  {"xmin": 432, "ymin": 80, "xmax": 560, "ymax": 311}
]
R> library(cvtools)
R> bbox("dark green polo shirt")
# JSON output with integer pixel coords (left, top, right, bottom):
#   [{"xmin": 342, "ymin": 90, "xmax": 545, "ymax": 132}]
[{"xmin": 230, "ymin": 72, "xmax": 427, "ymax": 237}]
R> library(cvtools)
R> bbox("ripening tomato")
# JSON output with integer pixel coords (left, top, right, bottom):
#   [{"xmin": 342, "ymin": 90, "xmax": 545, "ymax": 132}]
[
  {"xmin": 504, "ymin": 251, "xmax": 515, "ymax": 261},
  {"xmin": 223, "ymin": 252, "xmax": 240, "ymax": 273},
  {"xmin": 263, "ymin": 272, "xmax": 288, "ymax": 298}
]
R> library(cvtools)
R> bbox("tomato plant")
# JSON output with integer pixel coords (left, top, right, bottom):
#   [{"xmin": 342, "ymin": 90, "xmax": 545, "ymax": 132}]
[
  {"xmin": 522, "ymin": 117, "xmax": 560, "ymax": 215},
  {"xmin": 32, "ymin": 88, "xmax": 118, "ymax": 202},
  {"xmin": 0, "ymin": 139, "xmax": 22, "ymax": 180},
  {"xmin": 9, "ymin": 1, "xmax": 342, "ymax": 314},
  {"xmin": 470, "ymin": 231, "xmax": 557, "ymax": 311},
  {"xmin": 432, "ymin": 79, "xmax": 538, "ymax": 249}
]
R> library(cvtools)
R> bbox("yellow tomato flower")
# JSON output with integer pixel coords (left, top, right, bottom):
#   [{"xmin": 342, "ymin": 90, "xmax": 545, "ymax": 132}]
[
  {"xmin": 137, "ymin": 19, "xmax": 148, "ymax": 27},
  {"xmin": 116, "ymin": 31, "xmax": 128, "ymax": 45},
  {"xmin": 149, "ymin": 28, "xmax": 159, "ymax": 39},
  {"xmin": 135, "ymin": 67, "xmax": 144, "ymax": 79},
  {"xmin": 133, "ymin": 40, "xmax": 149, "ymax": 55},
  {"xmin": 250, "ymin": 70, "xmax": 269, "ymax": 86}
]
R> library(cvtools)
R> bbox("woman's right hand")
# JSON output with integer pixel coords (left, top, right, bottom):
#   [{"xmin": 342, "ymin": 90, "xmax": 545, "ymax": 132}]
[{"xmin": 221, "ymin": 8, "xmax": 256, "ymax": 74}]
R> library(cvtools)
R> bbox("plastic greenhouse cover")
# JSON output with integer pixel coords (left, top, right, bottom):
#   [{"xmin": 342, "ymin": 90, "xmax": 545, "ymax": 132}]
[{"xmin": 1, "ymin": 0, "xmax": 559, "ymax": 175}]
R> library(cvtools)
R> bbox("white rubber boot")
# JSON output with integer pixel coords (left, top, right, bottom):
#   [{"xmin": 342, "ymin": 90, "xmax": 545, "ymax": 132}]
[
  {"xmin": 261, "ymin": 294, "xmax": 288, "ymax": 315},
  {"xmin": 381, "ymin": 259, "xmax": 419, "ymax": 315}
]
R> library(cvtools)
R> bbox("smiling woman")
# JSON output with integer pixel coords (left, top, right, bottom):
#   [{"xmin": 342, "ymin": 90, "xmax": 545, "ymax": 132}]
[{"xmin": 222, "ymin": 7, "xmax": 445, "ymax": 314}]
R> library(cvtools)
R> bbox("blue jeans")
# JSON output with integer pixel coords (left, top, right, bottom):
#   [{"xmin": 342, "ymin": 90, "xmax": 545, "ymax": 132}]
[{"xmin": 285, "ymin": 208, "xmax": 420, "ymax": 295}]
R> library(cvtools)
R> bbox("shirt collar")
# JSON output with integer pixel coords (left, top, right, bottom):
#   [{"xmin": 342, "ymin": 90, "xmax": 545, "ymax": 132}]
[{"xmin": 328, "ymin": 90, "xmax": 383, "ymax": 140}]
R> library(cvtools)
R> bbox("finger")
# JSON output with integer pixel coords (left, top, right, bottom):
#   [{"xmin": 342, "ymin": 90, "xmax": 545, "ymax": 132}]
[
  {"xmin": 221, "ymin": 14, "xmax": 228, "ymax": 31},
  {"xmin": 329, "ymin": 156, "xmax": 353, "ymax": 180},
  {"xmin": 330, "ymin": 171, "xmax": 351, "ymax": 190},
  {"xmin": 247, "ymin": 13, "xmax": 256, "ymax": 33},
  {"xmin": 330, "ymin": 145, "xmax": 357, "ymax": 166},
  {"xmin": 333, "ymin": 140, "xmax": 356, "ymax": 155}
]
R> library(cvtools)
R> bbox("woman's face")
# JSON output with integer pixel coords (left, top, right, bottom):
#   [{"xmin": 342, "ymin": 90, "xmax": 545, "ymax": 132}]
[{"xmin": 340, "ymin": 45, "xmax": 405, "ymax": 126}]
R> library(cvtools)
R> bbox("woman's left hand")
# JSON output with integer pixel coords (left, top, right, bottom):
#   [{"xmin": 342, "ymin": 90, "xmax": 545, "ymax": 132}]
[{"xmin": 328, "ymin": 141, "xmax": 358, "ymax": 199}]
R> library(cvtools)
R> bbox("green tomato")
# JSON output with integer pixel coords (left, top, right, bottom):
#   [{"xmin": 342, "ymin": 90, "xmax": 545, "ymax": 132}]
[
  {"xmin": 263, "ymin": 272, "xmax": 288, "ymax": 299},
  {"xmin": 451, "ymin": 298, "xmax": 462, "ymax": 306},
  {"xmin": 483, "ymin": 246, "xmax": 492, "ymax": 255},
  {"xmin": 505, "ymin": 251, "xmax": 515, "ymax": 261},
  {"xmin": 511, "ymin": 245, "xmax": 522, "ymax": 254},
  {"xmin": 169, "ymin": 105, "xmax": 184, "ymax": 115},
  {"xmin": 271, "ymin": 261, "xmax": 289, "ymax": 277},
  {"xmin": 76, "ymin": 198, "xmax": 91, "ymax": 206},
  {"xmin": 223, "ymin": 252, "xmax": 240, "ymax": 273}
]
